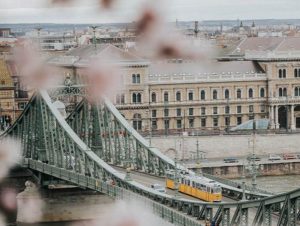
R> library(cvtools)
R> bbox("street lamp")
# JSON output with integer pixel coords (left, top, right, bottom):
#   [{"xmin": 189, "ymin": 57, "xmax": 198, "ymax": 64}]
[
  {"xmin": 196, "ymin": 139, "xmax": 203, "ymax": 177},
  {"xmin": 285, "ymin": 96, "xmax": 289, "ymax": 132},
  {"xmin": 35, "ymin": 27, "xmax": 42, "ymax": 52},
  {"xmin": 241, "ymin": 161, "xmax": 246, "ymax": 201},
  {"xmin": 246, "ymin": 118, "xmax": 259, "ymax": 192},
  {"xmin": 90, "ymin": 26, "xmax": 98, "ymax": 52},
  {"xmin": 173, "ymin": 142, "xmax": 180, "ymax": 198}
]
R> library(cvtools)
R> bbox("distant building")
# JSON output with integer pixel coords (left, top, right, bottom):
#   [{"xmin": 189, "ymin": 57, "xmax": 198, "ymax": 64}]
[
  {"xmin": 0, "ymin": 28, "xmax": 11, "ymax": 38},
  {"xmin": 28, "ymin": 31, "xmax": 77, "ymax": 51},
  {"xmin": 48, "ymin": 38, "xmax": 300, "ymax": 134},
  {"xmin": 0, "ymin": 58, "xmax": 15, "ymax": 130}
]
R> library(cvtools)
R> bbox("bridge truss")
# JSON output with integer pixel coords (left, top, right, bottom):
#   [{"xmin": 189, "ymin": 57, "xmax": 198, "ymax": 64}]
[{"xmin": 2, "ymin": 90, "xmax": 300, "ymax": 226}]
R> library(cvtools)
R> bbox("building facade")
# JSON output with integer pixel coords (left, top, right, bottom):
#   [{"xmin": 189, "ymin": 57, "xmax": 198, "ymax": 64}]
[
  {"xmin": 0, "ymin": 58, "xmax": 15, "ymax": 130},
  {"xmin": 48, "ymin": 41, "xmax": 300, "ymax": 135}
]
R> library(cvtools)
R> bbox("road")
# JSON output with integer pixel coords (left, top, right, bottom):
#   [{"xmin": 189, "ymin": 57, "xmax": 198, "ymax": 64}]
[
  {"xmin": 112, "ymin": 166, "xmax": 234, "ymax": 202},
  {"xmin": 181, "ymin": 155, "xmax": 300, "ymax": 168}
]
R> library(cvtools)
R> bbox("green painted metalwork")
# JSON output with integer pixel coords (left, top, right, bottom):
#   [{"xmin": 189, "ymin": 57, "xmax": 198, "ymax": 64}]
[{"xmin": 1, "ymin": 90, "xmax": 300, "ymax": 225}]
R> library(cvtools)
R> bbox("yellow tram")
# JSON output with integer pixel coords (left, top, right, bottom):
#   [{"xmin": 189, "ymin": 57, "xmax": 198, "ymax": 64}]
[{"xmin": 165, "ymin": 171, "xmax": 222, "ymax": 202}]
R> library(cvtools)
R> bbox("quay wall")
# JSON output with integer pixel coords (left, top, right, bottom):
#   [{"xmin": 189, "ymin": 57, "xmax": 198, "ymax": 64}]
[{"xmin": 149, "ymin": 133, "xmax": 300, "ymax": 159}]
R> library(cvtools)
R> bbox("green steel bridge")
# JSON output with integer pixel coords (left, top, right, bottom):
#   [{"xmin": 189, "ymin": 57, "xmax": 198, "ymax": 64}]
[{"xmin": 1, "ymin": 89, "xmax": 300, "ymax": 226}]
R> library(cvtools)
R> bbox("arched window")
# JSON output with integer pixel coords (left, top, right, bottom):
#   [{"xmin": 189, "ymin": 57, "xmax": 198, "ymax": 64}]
[
  {"xmin": 213, "ymin": 90, "xmax": 218, "ymax": 100},
  {"xmin": 116, "ymin": 94, "xmax": 121, "ymax": 104},
  {"xmin": 279, "ymin": 69, "xmax": 282, "ymax": 78},
  {"xmin": 132, "ymin": 93, "xmax": 142, "ymax": 103},
  {"xmin": 236, "ymin": 89, "xmax": 242, "ymax": 99},
  {"xmin": 224, "ymin": 89, "xmax": 229, "ymax": 99},
  {"xmin": 279, "ymin": 88, "xmax": 283, "ymax": 97},
  {"xmin": 137, "ymin": 93, "xmax": 142, "ymax": 103},
  {"xmin": 283, "ymin": 69, "xmax": 286, "ymax": 78},
  {"xmin": 260, "ymin": 88, "xmax": 265, "ymax": 97},
  {"xmin": 283, "ymin": 88, "xmax": 287, "ymax": 97},
  {"xmin": 132, "ymin": 93, "xmax": 137, "ymax": 103},
  {"xmin": 200, "ymin": 90, "xmax": 205, "ymax": 100},
  {"xmin": 295, "ymin": 69, "xmax": 298, "ymax": 78},
  {"xmin": 136, "ymin": 74, "xmax": 140, "ymax": 83},
  {"xmin": 121, "ymin": 94, "xmax": 125, "ymax": 104},
  {"xmin": 132, "ymin": 74, "xmax": 136, "ymax": 83},
  {"xmin": 176, "ymin": 91, "xmax": 181, "ymax": 101},
  {"xmin": 248, "ymin": 88, "xmax": 253, "ymax": 98},
  {"xmin": 133, "ymin": 113, "xmax": 142, "ymax": 130},
  {"xmin": 164, "ymin": 92, "xmax": 169, "ymax": 102},
  {"xmin": 151, "ymin": 92, "xmax": 156, "ymax": 103}
]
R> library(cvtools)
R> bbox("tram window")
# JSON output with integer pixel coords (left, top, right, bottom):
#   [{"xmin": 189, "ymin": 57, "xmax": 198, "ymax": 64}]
[
  {"xmin": 213, "ymin": 187, "xmax": 222, "ymax": 193},
  {"xmin": 187, "ymin": 180, "xmax": 190, "ymax": 186},
  {"xmin": 192, "ymin": 181, "xmax": 195, "ymax": 187},
  {"xmin": 181, "ymin": 178, "xmax": 184, "ymax": 183}
]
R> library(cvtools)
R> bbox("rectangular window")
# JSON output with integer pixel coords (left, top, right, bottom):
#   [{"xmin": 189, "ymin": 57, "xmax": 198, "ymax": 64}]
[
  {"xmin": 260, "ymin": 105, "xmax": 265, "ymax": 113},
  {"xmin": 201, "ymin": 118, "xmax": 206, "ymax": 127},
  {"xmin": 152, "ymin": 110, "xmax": 157, "ymax": 118},
  {"xmin": 189, "ymin": 108, "xmax": 194, "ymax": 116},
  {"xmin": 213, "ymin": 107, "xmax": 218, "ymax": 115},
  {"xmin": 188, "ymin": 92, "xmax": 193, "ymax": 101},
  {"xmin": 176, "ymin": 108, "xmax": 181, "ymax": 117},
  {"xmin": 237, "ymin": 116, "xmax": 242, "ymax": 125},
  {"xmin": 225, "ymin": 106, "xmax": 230, "ymax": 114},
  {"xmin": 164, "ymin": 120, "xmax": 169, "ymax": 129},
  {"xmin": 225, "ymin": 117, "xmax": 230, "ymax": 126},
  {"xmin": 213, "ymin": 117, "xmax": 218, "ymax": 127},
  {"xmin": 151, "ymin": 120, "xmax": 157, "ymax": 130},
  {"xmin": 201, "ymin": 107, "xmax": 206, "ymax": 116},
  {"xmin": 177, "ymin": 119, "xmax": 182, "ymax": 128},
  {"xmin": 249, "ymin": 115, "xmax": 254, "ymax": 120},
  {"xmin": 249, "ymin": 105, "xmax": 254, "ymax": 113},
  {"xmin": 237, "ymin": 106, "xmax": 242, "ymax": 114},
  {"xmin": 164, "ymin": 108, "xmax": 169, "ymax": 117},
  {"xmin": 189, "ymin": 119, "xmax": 194, "ymax": 128}
]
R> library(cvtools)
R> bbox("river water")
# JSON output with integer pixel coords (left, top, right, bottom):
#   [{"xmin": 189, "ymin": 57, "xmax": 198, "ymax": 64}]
[
  {"xmin": 233, "ymin": 174, "xmax": 300, "ymax": 194},
  {"xmin": 9, "ymin": 175, "xmax": 300, "ymax": 225}
]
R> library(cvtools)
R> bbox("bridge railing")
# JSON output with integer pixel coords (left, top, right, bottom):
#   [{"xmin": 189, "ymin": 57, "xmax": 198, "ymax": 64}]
[
  {"xmin": 202, "ymin": 173, "xmax": 274, "ymax": 196},
  {"xmin": 25, "ymin": 158, "xmax": 201, "ymax": 226}
]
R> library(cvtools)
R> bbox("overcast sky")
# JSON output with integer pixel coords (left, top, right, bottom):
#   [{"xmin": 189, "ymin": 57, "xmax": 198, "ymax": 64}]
[{"xmin": 1, "ymin": 0, "xmax": 300, "ymax": 24}]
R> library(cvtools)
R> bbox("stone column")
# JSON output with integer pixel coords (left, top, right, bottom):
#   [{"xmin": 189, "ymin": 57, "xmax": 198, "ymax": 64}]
[
  {"xmin": 274, "ymin": 105, "xmax": 280, "ymax": 129},
  {"xmin": 291, "ymin": 105, "xmax": 296, "ymax": 130},
  {"xmin": 269, "ymin": 105, "xmax": 275, "ymax": 129}
]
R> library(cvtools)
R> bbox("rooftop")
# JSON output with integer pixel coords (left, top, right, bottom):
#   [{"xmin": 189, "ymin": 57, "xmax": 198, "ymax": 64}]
[
  {"xmin": 48, "ymin": 44, "xmax": 148, "ymax": 67},
  {"xmin": 229, "ymin": 37, "xmax": 300, "ymax": 53}
]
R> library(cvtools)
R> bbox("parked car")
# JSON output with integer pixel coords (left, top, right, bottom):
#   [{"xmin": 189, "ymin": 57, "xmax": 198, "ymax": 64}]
[
  {"xmin": 223, "ymin": 157, "xmax": 239, "ymax": 163},
  {"xmin": 246, "ymin": 155, "xmax": 261, "ymax": 162},
  {"xmin": 282, "ymin": 153, "xmax": 297, "ymax": 160},
  {"xmin": 150, "ymin": 184, "xmax": 166, "ymax": 193},
  {"xmin": 268, "ymin": 154, "xmax": 281, "ymax": 161}
]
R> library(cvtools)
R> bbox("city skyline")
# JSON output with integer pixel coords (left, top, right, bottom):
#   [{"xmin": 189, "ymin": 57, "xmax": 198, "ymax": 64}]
[{"xmin": 1, "ymin": 0, "xmax": 300, "ymax": 24}]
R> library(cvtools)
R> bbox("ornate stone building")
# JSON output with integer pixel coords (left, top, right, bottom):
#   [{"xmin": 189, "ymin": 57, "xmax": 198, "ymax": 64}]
[
  {"xmin": 49, "ymin": 39, "xmax": 300, "ymax": 134},
  {"xmin": 0, "ymin": 58, "xmax": 15, "ymax": 130}
]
